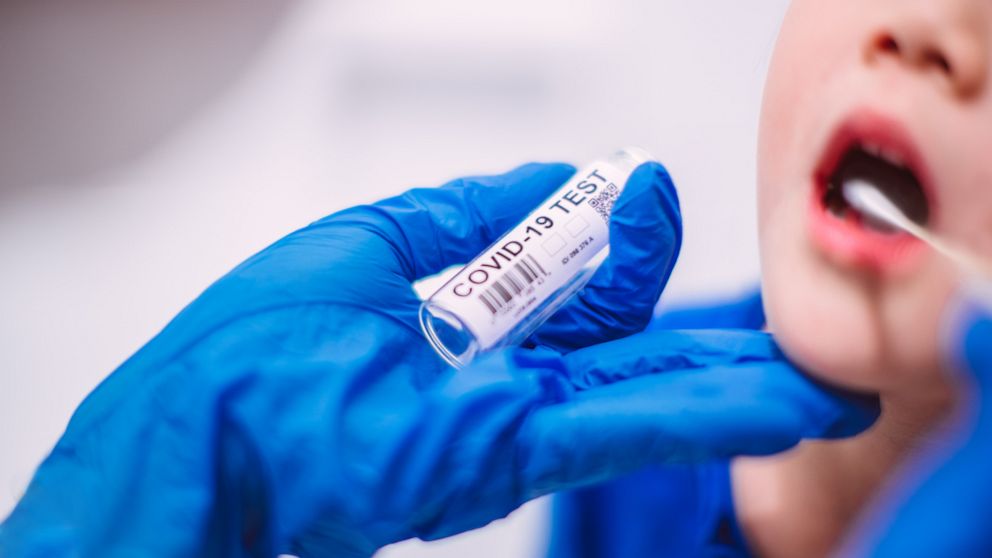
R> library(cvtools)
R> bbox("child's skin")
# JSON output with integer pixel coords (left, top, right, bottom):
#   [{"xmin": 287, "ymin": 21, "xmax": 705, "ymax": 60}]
[{"xmin": 736, "ymin": 0, "xmax": 991, "ymax": 555}]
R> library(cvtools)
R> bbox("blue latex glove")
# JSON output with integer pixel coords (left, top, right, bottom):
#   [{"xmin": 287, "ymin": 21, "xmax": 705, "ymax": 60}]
[
  {"xmin": 853, "ymin": 286, "xmax": 992, "ymax": 557},
  {"xmin": 650, "ymin": 289, "xmax": 766, "ymax": 331},
  {"xmin": 546, "ymin": 288, "xmax": 767, "ymax": 558},
  {"xmin": 0, "ymin": 162, "xmax": 877, "ymax": 558}
]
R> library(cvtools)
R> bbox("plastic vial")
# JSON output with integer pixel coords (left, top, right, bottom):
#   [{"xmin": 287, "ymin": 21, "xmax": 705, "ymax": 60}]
[{"xmin": 419, "ymin": 147, "xmax": 655, "ymax": 368}]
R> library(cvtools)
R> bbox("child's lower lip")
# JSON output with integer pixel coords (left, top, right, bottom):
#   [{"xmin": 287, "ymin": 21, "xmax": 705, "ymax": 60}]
[{"xmin": 808, "ymin": 183, "xmax": 925, "ymax": 272}]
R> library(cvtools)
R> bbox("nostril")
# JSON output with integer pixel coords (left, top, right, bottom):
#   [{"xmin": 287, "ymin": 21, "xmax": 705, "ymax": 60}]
[
  {"xmin": 868, "ymin": 32, "xmax": 961, "ymax": 85},
  {"xmin": 923, "ymin": 49, "xmax": 953, "ymax": 76},
  {"xmin": 866, "ymin": 21, "xmax": 986, "ymax": 98},
  {"xmin": 876, "ymin": 34, "xmax": 901, "ymax": 55}
]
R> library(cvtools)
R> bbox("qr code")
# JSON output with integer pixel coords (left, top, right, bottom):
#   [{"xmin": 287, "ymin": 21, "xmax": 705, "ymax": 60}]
[{"xmin": 588, "ymin": 183, "xmax": 621, "ymax": 223}]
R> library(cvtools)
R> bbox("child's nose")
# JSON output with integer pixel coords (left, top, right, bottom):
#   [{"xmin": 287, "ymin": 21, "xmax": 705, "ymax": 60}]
[{"xmin": 863, "ymin": 0, "xmax": 989, "ymax": 99}]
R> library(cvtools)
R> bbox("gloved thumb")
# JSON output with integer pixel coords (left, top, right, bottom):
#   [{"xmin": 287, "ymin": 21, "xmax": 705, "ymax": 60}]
[{"xmin": 527, "ymin": 162, "xmax": 683, "ymax": 351}]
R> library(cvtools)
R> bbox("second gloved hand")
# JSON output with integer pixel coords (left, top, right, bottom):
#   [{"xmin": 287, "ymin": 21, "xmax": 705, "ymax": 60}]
[
  {"xmin": 849, "ymin": 285, "xmax": 992, "ymax": 557},
  {"xmin": 0, "ymin": 162, "xmax": 877, "ymax": 558}
]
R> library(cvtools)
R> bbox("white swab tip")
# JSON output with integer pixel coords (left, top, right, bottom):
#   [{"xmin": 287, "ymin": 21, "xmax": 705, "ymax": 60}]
[{"xmin": 841, "ymin": 179, "xmax": 910, "ymax": 232}]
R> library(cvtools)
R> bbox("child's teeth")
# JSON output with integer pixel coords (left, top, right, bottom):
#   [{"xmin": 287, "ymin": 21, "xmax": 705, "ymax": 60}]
[
  {"xmin": 880, "ymin": 149, "xmax": 905, "ymax": 167},
  {"xmin": 861, "ymin": 143, "xmax": 905, "ymax": 168}
]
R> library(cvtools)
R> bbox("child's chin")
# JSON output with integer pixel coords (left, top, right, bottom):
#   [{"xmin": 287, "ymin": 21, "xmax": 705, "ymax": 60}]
[
  {"xmin": 776, "ymin": 330, "xmax": 887, "ymax": 393},
  {"xmin": 770, "ymin": 304, "xmax": 945, "ymax": 395}
]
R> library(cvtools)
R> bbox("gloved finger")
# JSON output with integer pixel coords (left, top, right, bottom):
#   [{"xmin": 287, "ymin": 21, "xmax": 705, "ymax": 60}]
[
  {"xmin": 559, "ymin": 329, "xmax": 785, "ymax": 390},
  {"xmin": 517, "ymin": 363, "xmax": 879, "ymax": 497},
  {"xmin": 946, "ymin": 282, "xmax": 992, "ymax": 386},
  {"xmin": 528, "ymin": 163, "xmax": 682, "ymax": 352},
  {"xmin": 649, "ymin": 288, "xmax": 766, "ymax": 331},
  {"xmin": 315, "ymin": 162, "xmax": 577, "ymax": 281}
]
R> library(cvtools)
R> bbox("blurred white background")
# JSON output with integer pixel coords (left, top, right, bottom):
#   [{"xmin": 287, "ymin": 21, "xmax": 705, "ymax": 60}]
[{"xmin": 0, "ymin": 1, "xmax": 789, "ymax": 555}]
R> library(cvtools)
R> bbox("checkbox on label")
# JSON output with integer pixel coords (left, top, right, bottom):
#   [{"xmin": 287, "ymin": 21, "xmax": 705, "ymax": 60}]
[
  {"xmin": 543, "ymin": 234, "xmax": 567, "ymax": 256},
  {"xmin": 566, "ymin": 215, "xmax": 589, "ymax": 238}
]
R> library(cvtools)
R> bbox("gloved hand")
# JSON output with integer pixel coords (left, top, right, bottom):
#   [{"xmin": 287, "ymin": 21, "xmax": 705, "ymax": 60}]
[
  {"xmin": 0, "ymin": 162, "xmax": 877, "ymax": 558},
  {"xmin": 544, "ymin": 287, "xmax": 774, "ymax": 558},
  {"xmin": 851, "ymin": 284, "xmax": 992, "ymax": 557}
]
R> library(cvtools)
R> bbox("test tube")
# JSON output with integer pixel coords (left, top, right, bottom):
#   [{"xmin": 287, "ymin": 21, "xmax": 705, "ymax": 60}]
[{"xmin": 419, "ymin": 147, "xmax": 654, "ymax": 368}]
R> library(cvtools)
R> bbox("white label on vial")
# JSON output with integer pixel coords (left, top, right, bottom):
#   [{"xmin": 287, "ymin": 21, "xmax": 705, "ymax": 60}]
[{"xmin": 431, "ymin": 161, "xmax": 629, "ymax": 349}]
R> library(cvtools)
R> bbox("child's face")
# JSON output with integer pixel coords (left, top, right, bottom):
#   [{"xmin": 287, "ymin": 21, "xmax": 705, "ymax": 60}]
[{"xmin": 758, "ymin": 0, "xmax": 992, "ymax": 392}]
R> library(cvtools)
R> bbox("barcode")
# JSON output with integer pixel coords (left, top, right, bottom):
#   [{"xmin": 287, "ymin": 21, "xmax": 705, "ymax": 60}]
[{"xmin": 478, "ymin": 255, "xmax": 549, "ymax": 315}]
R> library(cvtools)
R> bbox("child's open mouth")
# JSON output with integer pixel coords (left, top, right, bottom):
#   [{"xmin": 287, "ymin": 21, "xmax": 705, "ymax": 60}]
[
  {"xmin": 822, "ymin": 146, "xmax": 930, "ymax": 232},
  {"xmin": 809, "ymin": 110, "xmax": 934, "ymax": 270}
]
